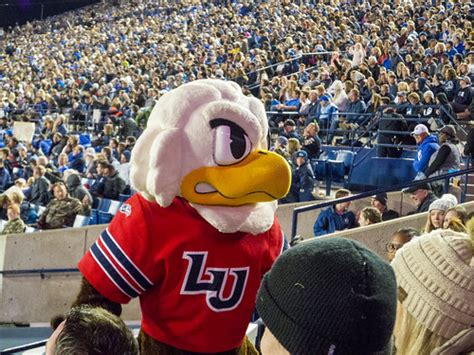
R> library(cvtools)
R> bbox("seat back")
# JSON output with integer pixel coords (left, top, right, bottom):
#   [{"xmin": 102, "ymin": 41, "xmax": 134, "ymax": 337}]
[
  {"xmin": 98, "ymin": 211, "xmax": 113, "ymax": 224},
  {"xmin": 311, "ymin": 160, "xmax": 327, "ymax": 181},
  {"xmin": 336, "ymin": 150, "xmax": 355, "ymax": 175},
  {"xmin": 108, "ymin": 200, "xmax": 122, "ymax": 215},
  {"xmin": 73, "ymin": 215, "xmax": 90, "ymax": 228},
  {"xmin": 98, "ymin": 198, "xmax": 112, "ymax": 212},
  {"xmin": 89, "ymin": 209, "xmax": 98, "ymax": 225}
]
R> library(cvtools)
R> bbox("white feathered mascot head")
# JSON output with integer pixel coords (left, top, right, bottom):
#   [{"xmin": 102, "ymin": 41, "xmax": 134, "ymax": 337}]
[{"xmin": 130, "ymin": 79, "xmax": 291, "ymax": 234}]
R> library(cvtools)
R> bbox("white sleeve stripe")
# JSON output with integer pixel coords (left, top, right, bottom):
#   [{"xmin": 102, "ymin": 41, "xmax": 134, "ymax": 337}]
[
  {"xmin": 95, "ymin": 242, "xmax": 142, "ymax": 295},
  {"xmin": 105, "ymin": 228, "xmax": 154, "ymax": 286},
  {"xmin": 99, "ymin": 235, "xmax": 147, "ymax": 293},
  {"xmin": 90, "ymin": 245, "xmax": 136, "ymax": 299}
]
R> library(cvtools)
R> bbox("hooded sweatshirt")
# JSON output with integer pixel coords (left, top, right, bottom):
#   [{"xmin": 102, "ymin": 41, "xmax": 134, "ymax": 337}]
[{"xmin": 414, "ymin": 134, "xmax": 439, "ymax": 173}]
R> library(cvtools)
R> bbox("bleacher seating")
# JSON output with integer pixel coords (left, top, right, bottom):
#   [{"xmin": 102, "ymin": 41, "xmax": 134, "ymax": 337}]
[{"xmin": 312, "ymin": 150, "xmax": 356, "ymax": 195}]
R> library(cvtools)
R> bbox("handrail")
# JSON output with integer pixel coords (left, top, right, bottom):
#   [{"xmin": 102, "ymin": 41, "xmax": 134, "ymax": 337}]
[
  {"xmin": 0, "ymin": 268, "xmax": 79, "ymax": 276},
  {"xmin": 290, "ymin": 167, "xmax": 474, "ymax": 238},
  {"xmin": 2, "ymin": 339, "xmax": 48, "ymax": 354},
  {"xmin": 439, "ymin": 105, "xmax": 467, "ymax": 136}
]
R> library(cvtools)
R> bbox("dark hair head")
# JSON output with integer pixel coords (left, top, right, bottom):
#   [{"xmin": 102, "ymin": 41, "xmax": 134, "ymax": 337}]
[
  {"xmin": 393, "ymin": 227, "xmax": 420, "ymax": 239},
  {"xmin": 55, "ymin": 306, "xmax": 138, "ymax": 355}
]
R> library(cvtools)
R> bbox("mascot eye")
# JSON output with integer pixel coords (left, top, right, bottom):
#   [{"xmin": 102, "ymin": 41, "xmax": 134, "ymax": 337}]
[{"xmin": 210, "ymin": 119, "xmax": 252, "ymax": 166}]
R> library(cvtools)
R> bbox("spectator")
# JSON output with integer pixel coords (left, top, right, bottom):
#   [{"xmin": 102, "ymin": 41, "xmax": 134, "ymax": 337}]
[
  {"xmin": 329, "ymin": 80, "xmax": 349, "ymax": 112},
  {"xmin": 67, "ymin": 145, "xmax": 85, "ymax": 173},
  {"xmin": 256, "ymin": 237, "xmax": 397, "ymax": 355},
  {"xmin": 117, "ymin": 150, "xmax": 131, "ymax": 187},
  {"xmin": 444, "ymin": 217, "xmax": 467, "ymax": 233},
  {"xmin": 279, "ymin": 119, "xmax": 300, "ymax": 141},
  {"xmin": 371, "ymin": 193, "xmax": 400, "ymax": 221},
  {"xmin": 451, "ymin": 76, "xmax": 472, "ymax": 113},
  {"xmin": 392, "ymin": 228, "xmax": 474, "ymax": 355},
  {"xmin": 443, "ymin": 206, "xmax": 468, "ymax": 229},
  {"xmin": 425, "ymin": 125, "xmax": 461, "ymax": 178},
  {"xmin": 287, "ymin": 138, "xmax": 301, "ymax": 165},
  {"xmin": 272, "ymin": 136, "xmax": 290, "ymax": 161},
  {"xmin": 411, "ymin": 124, "xmax": 439, "ymax": 179},
  {"xmin": 402, "ymin": 182, "xmax": 438, "ymax": 214},
  {"xmin": 46, "ymin": 306, "xmax": 138, "ymax": 355},
  {"xmin": 301, "ymin": 123, "xmax": 321, "ymax": 160},
  {"xmin": 301, "ymin": 90, "xmax": 320, "ymax": 126},
  {"xmin": 423, "ymin": 195, "xmax": 457, "ymax": 233},
  {"xmin": 294, "ymin": 150, "xmax": 315, "ymax": 202},
  {"xmin": 37, "ymin": 181, "xmax": 83, "ymax": 229},
  {"xmin": 102, "ymin": 163, "xmax": 126, "ymax": 200},
  {"xmin": 317, "ymin": 95, "xmax": 339, "ymax": 144},
  {"xmin": 1, "ymin": 203, "xmax": 26, "ymax": 235},
  {"xmin": 57, "ymin": 153, "xmax": 70, "ymax": 175},
  {"xmin": 89, "ymin": 160, "xmax": 107, "ymax": 199},
  {"xmin": 313, "ymin": 188, "xmax": 356, "ymax": 237},
  {"xmin": 0, "ymin": 159, "xmax": 12, "ymax": 193},
  {"xmin": 29, "ymin": 166, "xmax": 51, "ymax": 206},
  {"xmin": 436, "ymin": 92, "xmax": 455, "ymax": 125},
  {"xmin": 376, "ymin": 101, "xmax": 407, "ymax": 158},
  {"xmin": 119, "ymin": 112, "xmax": 139, "ymax": 139},
  {"xmin": 386, "ymin": 228, "xmax": 420, "ymax": 262},
  {"xmin": 65, "ymin": 173, "xmax": 92, "ymax": 216},
  {"xmin": 358, "ymin": 206, "xmax": 382, "ymax": 227},
  {"xmin": 341, "ymin": 88, "xmax": 366, "ymax": 129}
]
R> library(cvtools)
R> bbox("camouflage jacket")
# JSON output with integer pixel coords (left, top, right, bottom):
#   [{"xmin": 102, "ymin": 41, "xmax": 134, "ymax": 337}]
[
  {"xmin": 39, "ymin": 197, "xmax": 83, "ymax": 229},
  {"xmin": 1, "ymin": 218, "xmax": 26, "ymax": 235}
]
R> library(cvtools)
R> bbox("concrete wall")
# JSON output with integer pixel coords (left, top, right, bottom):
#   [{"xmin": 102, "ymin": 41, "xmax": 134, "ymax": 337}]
[
  {"xmin": 0, "ymin": 226, "xmax": 141, "ymax": 324},
  {"xmin": 0, "ymin": 194, "xmax": 469, "ymax": 324}
]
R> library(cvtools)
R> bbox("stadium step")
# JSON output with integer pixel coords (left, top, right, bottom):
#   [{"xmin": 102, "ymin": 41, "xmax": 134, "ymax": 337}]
[{"xmin": 465, "ymin": 194, "xmax": 474, "ymax": 202}]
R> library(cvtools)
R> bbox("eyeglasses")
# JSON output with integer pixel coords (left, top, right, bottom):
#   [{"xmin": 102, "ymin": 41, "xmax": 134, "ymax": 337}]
[{"xmin": 386, "ymin": 243, "xmax": 404, "ymax": 253}]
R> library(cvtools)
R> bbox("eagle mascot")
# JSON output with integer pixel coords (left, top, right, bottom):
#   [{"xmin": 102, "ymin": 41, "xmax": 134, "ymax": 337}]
[{"xmin": 70, "ymin": 80, "xmax": 291, "ymax": 354}]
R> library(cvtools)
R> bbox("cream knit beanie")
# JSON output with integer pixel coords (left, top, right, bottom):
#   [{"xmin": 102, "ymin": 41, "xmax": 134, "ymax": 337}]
[{"xmin": 391, "ymin": 229, "xmax": 474, "ymax": 340}]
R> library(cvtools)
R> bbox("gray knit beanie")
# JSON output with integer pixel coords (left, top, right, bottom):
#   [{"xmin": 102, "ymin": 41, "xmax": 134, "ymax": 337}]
[
  {"xmin": 256, "ymin": 237, "xmax": 397, "ymax": 355},
  {"xmin": 391, "ymin": 230, "xmax": 474, "ymax": 340},
  {"xmin": 428, "ymin": 194, "xmax": 457, "ymax": 212}
]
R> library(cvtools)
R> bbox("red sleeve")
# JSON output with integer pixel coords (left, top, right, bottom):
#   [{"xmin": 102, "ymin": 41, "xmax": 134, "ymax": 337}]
[
  {"xmin": 261, "ymin": 217, "xmax": 285, "ymax": 276},
  {"xmin": 78, "ymin": 194, "xmax": 157, "ymax": 304}
]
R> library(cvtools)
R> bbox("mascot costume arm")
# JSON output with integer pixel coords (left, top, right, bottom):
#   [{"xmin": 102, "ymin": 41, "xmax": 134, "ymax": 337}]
[{"xmin": 69, "ymin": 80, "xmax": 291, "ymax": 354}]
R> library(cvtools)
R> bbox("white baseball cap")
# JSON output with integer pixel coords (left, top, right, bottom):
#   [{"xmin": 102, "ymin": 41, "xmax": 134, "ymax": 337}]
[{"xmin": 411, "ymin": 124, "xmax": 429, "ymax": 136}]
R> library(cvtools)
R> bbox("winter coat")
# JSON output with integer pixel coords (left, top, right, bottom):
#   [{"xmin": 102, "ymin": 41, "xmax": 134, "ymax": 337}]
[{"xmin": 414, "ymin": 135, "xmax": 439, "ymax": 174}]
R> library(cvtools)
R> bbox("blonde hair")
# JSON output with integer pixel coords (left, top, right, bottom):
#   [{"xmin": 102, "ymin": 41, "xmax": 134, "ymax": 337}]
[
  {"xmin": 446, "ymin": 218, "xmax": 467, "ymax": 233},
  {"xmin": 7, "ymin": 203, "xmax": 20, "ymax": 214},
  {"xmin": 423, "ymin": 210, "xmax": 443, "ymax": 233},
  {"xmin": 287, "ymin": 138, "xmax": 301, "ymax": 155},
  {"xmin": 394, "ymin": 304, "xmax": 446, "ymax": 355}
]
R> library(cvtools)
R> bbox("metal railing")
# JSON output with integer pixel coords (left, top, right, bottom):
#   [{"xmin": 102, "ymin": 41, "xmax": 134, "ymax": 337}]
[
  {"xmin": 290, "ymin": 167, "xmax": 474, "ymax": 238},
  {"xmin": 2, "ymin": 339, "xmax": 49, "ymax": 354}
]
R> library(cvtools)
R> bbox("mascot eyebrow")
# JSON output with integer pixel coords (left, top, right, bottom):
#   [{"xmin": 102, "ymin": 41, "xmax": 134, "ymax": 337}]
[{"xmin": 210, "ymin": 118, "xmax": 250, "ymax": 160}]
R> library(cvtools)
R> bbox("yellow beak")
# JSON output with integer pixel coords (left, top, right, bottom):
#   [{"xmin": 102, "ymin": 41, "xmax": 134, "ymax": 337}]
[{"xmin": 181, "ymin": 150, "xmax": 291, "ymax": 206}]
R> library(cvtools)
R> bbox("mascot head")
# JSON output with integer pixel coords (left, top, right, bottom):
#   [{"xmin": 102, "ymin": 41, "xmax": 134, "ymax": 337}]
[{"xmin": 130, "ymin": 79, "xmax": 291, "ymax": 234}]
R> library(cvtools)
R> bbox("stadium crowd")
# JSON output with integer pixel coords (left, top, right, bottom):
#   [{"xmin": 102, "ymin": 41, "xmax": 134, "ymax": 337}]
[
  {"xmin": 0, "ymin": 0, "xmax": 471, "ymax": 354},
  {"xmin": 0, "ymin": 0, "xmax": 469, "ymax": 218}
]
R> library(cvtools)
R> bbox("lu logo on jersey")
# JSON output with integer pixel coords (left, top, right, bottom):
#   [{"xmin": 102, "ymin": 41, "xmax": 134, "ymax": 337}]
[{"xmin": 180, "ymin": 252, "xmax": 249, "ymax": 312}]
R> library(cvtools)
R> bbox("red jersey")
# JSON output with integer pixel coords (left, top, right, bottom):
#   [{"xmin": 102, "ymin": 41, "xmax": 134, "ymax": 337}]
[{"xmin": 78, "ymin": 193, "xmax": 284, "ymax": 353}]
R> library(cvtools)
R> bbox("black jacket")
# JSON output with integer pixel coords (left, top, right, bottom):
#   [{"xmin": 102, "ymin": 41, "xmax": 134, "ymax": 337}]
[
  {"xmin": 418, "ymin": 193, "xmax": 438, "ymax": 213},
  {"xmin": 30, "ymin": 176, "xmax": 51, "ymax": 206},
  {"xmin": 103, "ymin": 172, "xmax": 126, "ymax": 200}
]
